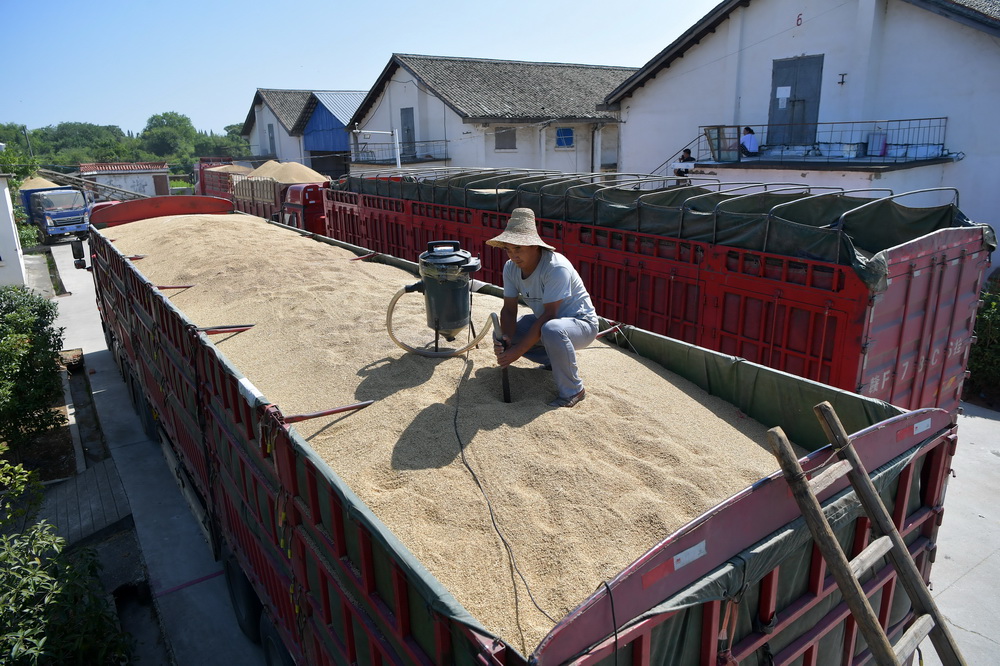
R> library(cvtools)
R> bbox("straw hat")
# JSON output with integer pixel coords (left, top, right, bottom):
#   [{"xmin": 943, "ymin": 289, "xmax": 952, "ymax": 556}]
[{"xmin": 485, "ymin": 208, "xmax": 555, "ymax": 250}]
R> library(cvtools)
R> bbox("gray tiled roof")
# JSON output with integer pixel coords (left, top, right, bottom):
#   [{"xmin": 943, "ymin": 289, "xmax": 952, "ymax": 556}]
[
  {"xmin": 351, "ymin": 54, "xmax": 638, "ymax": 126},
  {"xmin": 909, "ymin": 0, "xmax": 1000, "ymax": 28},
  {"xmin": 606, "ymin": 0, "xmax": 1000, "ymax": 105},
  {"xmin": 242, "ymin": 89, "xmax": 323, "ymax": 137}
]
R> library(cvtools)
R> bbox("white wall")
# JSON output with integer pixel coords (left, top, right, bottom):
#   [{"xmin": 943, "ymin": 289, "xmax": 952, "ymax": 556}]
[
  {"xmin": 617, "ymin": 0, "xmax": 998, "ymax": 227},
  {"xmin": 352, "ymin": 67, "xmax": 619, "ymax": 173},
  {"xmin": 249, "ymin": 104, "xmax": 305, "ymax": 164},
  {"xmin": 92, "ymin": 173, "xmax": 161, "ymax": 196},
  {"xmin": 0, "ymin": 176, "xmax": 27, "ymax": 287},
  {"xmin": 872, "ymin": 1, "xmax": 1000, "ymax": 227}
]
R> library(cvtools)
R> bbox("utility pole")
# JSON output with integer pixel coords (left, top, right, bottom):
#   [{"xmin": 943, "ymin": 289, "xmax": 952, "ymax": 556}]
[{"xmin": 22, "ymin": 125, "xmax": 34, "ymax": 158}]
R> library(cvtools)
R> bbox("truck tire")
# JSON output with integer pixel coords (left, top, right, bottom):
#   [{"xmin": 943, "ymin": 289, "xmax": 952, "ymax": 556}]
[
  {"xmin": 41, "ymin": 231, "xmax": 55, "ymax": 245},
  {"xmin": 223, "ymin": 548, "xmax": 262, "ymax": 643},
  {"xmin": 259, "ymin": 612, "xmax": 294, "ymax": 666}
]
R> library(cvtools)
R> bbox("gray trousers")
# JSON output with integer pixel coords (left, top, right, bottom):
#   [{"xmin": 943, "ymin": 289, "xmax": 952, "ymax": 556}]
[{"xmin": 513, "ymin": 314, "xmax": 598, "ymax": 399}]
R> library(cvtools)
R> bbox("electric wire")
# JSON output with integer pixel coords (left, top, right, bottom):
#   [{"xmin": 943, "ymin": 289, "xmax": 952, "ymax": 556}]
[
  {"xmin": 602, "ymin": 581, "xmax": 620, "ymax": 666},
  {"xmin": 448, "ymin": 293, "xmax": 558, "ymax": 631}
]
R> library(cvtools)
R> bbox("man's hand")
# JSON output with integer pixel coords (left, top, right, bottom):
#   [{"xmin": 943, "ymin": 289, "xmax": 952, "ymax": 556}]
[{"xmin": 494, "ymin": 335, "xmax": 518, "ymax": 368}]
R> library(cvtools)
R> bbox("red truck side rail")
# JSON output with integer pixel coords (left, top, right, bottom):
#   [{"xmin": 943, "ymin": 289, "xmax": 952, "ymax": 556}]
[
  {"xmin": 90, "ymin": 212, "xmax": 960, "ymax": 665},
  {"xmin": 320, "ymin": 188, "xmax": 991, "ymax": 412}
]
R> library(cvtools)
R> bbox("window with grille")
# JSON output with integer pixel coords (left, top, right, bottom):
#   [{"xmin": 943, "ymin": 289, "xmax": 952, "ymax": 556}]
[
  {"xmin": 495, "ymin": 126, "xmax": 516, "ymax": 150},
  {"xmin": 556, "ymin": 127, "xmax": 575, "ymax": 148}
]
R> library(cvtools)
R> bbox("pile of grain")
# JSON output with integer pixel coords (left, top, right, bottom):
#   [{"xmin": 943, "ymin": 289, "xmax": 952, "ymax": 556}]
[
  {"xmin": 205, "ymin": 164, "xmax": 253, "ymax": 175},
  {"xmin": 111, "ymin": 214, "xmax": 784, "ymax": 652},
  {"xmin": 246, "ymin": 160, "xmax": 326, "ymax": 184},
  {"xmin": 20, "ymin": 176, "xmax": 60, "ymax": 190}
]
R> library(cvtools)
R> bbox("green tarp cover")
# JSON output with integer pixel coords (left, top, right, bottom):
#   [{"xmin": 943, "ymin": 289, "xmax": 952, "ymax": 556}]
[
  {"xmin": 339, "ymin": 174, "xmax": 994, "ymax": 290},
  {"xmin": 605, "ymin": 324, "xmax": 902, "ymax": 449},
  {"xmin": 615, "ymin": 449, "xmax": 921, "ymax": 666}
]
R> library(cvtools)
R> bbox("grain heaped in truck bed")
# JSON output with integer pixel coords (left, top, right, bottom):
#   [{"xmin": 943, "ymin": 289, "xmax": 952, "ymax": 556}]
[
  {"xmin": 245, "ymin": 159, "xmax": 326, "ymax": 183},
  {"xmin": 110, "ymin": 213, "xmax": 787, "ymax": 652},
  {"xmin": 19, "ymin": 176, "xmax": 60, "ymax": 190}
]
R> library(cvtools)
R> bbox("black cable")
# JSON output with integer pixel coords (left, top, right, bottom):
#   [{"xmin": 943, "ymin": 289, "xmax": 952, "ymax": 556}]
[
  {"xmin": 602, "ymin": 581, "xmax": 620, "ymax": 666},
  {"xmin": 451, "ymin": 328, "xmax": 557, "ymax": 626}
]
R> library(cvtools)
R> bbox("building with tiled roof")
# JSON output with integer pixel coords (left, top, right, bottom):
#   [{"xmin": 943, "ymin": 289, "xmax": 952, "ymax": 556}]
[
  {"xmin": 347, "ymin": 54, "xmax": 638, "ymax": 173},
  {"xmin": 604, "ymin": 0, "xmax": 1000, "ymax": 228},
  {"xmin": 292, "ymin": 91, "xmax": 367, "ymax": 176},
  {"xmin": 76, "ymin": 162, "xmax": 170, "ymax": 196},
  {"xmin": 242, "ymin": 89, "xmax": 366, "ymax": 176}
]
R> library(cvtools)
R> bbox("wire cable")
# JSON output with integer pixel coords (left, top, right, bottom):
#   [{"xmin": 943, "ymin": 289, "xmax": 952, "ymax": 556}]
[
  {"xmin": 448, "ymin": 309, "xmax": 558, "ymax": 629},
  {"xmin": 602, "ymin": 581, "xmax": 620, "ymax": 666}
]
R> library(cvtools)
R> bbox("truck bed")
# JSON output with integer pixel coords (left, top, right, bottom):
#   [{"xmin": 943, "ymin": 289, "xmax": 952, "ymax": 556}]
[
  {"xmin": 92, "ymin": 208, "xmax": 954, "ymax": 664},
  {"xmin": 111, "ymin": 213, "xmax": 798, "ymax": 650}
]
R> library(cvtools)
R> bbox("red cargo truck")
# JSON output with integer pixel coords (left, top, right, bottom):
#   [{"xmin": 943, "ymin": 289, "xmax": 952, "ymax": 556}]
[
  {"xmin": 233, "ymin": 176, "xmax": 327, "ymax": 227},
  {"xmin": 323, "ymin": 171, "xmax": 994, "ymax": 413},
  {"xmin": 88, "ymin": 199, "xmax": 961, "ymax": 666}
]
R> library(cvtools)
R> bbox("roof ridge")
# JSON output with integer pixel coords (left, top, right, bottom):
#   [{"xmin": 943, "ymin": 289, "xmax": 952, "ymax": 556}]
[{"xmin": 394, "ymin": 53, "xmax": 638, "ymax": 70}]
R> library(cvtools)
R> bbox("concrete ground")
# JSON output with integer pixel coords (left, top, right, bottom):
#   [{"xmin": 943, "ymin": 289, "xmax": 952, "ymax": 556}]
[
  {"xmin": 24, "ymin": 240, "xmax": 996, "ymax": 664},
  {"xmin": 917, "ymin": 401, "xmax": 1000, "ymax": 664},
  {"xmin": 44, "ymin": 241, "xmax": 264, "ymax": 665}
]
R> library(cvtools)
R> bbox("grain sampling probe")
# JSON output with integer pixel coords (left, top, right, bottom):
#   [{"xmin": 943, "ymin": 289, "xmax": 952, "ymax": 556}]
[{"xmin": 386, "ymin": 240, "xmax": 496, "ymax": 357}]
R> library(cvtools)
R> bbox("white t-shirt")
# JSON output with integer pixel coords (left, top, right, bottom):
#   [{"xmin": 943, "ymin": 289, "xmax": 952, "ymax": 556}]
[{"xmin": 503, "ymin": 250, "xmax": 597, "ymax": 321}]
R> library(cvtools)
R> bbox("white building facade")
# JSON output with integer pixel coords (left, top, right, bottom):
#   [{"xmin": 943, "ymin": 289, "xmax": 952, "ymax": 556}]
[
  {"xmin": 241, "ymin": 89, "xmax": 310, "ymax": 165},
  {"xmin": 0, "ymin": 174, "xmax": 27, "ymax": 287},
  {"xmin": 608, "ymin": 0, "xmax": 1000, "ymax": 226},
  {"xmin": 348, "ymin": 55, "xmax": 633, "ymax": 175}
]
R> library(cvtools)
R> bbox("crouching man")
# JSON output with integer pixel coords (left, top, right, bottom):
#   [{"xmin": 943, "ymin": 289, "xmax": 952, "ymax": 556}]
[{"xmin": 487, "ymin": 208, "xmax": 598, "ymax": 408}]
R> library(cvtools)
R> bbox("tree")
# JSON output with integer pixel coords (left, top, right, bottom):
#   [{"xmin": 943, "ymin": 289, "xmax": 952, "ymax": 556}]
[
  {"xmin": 140, "ymin": 112, "xmax": 197, "ymax": 158},
  {"xmin": 31, "ymin": 123, "xmax": 127, "ymax": 156},
  {"xmin": 0, "ymin": 287, "xmax": 65, "ymax": 456},
  {"xmin": 7, "ymin": 115, "xmax": 249, "ymax": 173},
  {"xmin": 193, "ymin": 129, "xmax": 251, "ymax": 160},
  {"xmin": 0, "ymin": 522, "xmax": 133, "ymax": 664},
  {"xmin": 0, "ymin": 145, "xmax": 38, "ymax": 185},
  {"xmin": 0, "ymin": 287, "xmax": 131, "ymax": 665}
]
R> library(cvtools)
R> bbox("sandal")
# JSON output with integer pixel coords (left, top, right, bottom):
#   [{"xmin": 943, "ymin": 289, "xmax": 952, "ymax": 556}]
[{"xmin": 548, "ymin": 388, "xmax": 586, "ymax": 408}]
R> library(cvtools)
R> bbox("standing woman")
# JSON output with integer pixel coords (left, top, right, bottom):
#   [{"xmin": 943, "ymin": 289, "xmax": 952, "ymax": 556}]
[{"xmin": 488, "ymin": 208, "xmax": 598, "ymax": 408}]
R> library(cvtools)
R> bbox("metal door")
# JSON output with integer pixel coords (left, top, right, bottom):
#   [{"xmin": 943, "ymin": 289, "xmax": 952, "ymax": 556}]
[
  {"xmin": 400, "ymin": 107, "xmax": 416, "ymax": 159},
  {"xmin": 767, "ymin": 55, "xmax": 823, "ymax": 145}
]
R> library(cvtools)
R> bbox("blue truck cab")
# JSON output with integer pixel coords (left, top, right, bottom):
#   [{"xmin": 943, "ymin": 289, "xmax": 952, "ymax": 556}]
[{"xmin": 20, "ymin": 186, "xmax": 92, "ymax": 244}]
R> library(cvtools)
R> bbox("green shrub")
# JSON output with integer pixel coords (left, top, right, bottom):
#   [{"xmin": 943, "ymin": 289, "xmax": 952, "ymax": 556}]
[
  {"xmin": 966, "ymin": 275, "xmax": 1000, "ymax": 402},
  {"xmin": 17, "ymin": 223, "xmax": 39, "ymax": 249},
  {"xmin": 0, "ymin": 286, "xmax": 65, "ymax": 454},
  {"xmin": 0, "ymin": 457, "xmax": 41, "ymax": 531},
  {"xmin": 0, "ymin": 522, "xmax": 132, "ymax": 664}
]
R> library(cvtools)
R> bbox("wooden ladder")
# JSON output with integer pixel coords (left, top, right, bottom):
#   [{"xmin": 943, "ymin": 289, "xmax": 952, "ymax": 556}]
[{"xmin": 767, "ymin": 401, "xmax": 966, "ymax": 666}]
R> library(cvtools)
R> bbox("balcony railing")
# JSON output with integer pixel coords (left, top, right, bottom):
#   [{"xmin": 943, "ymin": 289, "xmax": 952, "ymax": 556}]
[
  {"xmin": 351, "ymin": 140, "xmax": 449, "ymax": 165},
  {"xmin": 694, "ymin": 117, "xmax": 949, "ymax": 166}
]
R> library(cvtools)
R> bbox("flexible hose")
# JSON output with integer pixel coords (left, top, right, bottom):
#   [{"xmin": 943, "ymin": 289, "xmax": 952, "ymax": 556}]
[{"xmin": 386, "ymin": 287, "xmax": 494, "ymax": 357}]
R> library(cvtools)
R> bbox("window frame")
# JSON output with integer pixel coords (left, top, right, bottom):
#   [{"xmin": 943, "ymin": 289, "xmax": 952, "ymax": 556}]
[
  {"xmin": 555, "ymin": 127, "xmax": 575, "ymax": 149},
  {"xmin": 494, "ymin": 126, "xmax": 517, "ymax": 151}
]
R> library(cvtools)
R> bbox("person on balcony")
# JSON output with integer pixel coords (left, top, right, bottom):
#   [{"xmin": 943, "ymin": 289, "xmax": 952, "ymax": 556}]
[
  {"xmin": 673, "ymin": 148, "xmax": 696, "ymax": 177},
  {"xmin": 740, "ymin": 127, "xmax": 759, "ymax": 157}
]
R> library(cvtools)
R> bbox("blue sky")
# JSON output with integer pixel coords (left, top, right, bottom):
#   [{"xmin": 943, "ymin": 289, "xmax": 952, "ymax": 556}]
[{"xmin": 4, "ymin": 0, "xmax": 719, "ymax": 135}]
